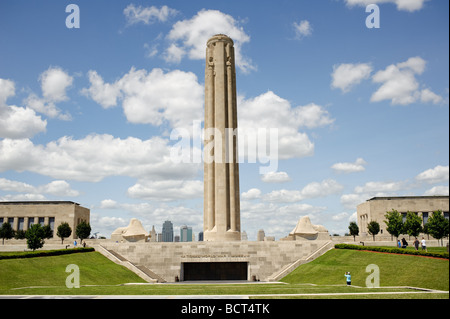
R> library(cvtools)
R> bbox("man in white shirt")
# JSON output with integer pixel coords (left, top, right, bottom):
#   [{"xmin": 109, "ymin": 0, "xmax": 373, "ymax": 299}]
[{"xmin": 421, "ymin": 237, "xmax": 427, "ymax": 252}]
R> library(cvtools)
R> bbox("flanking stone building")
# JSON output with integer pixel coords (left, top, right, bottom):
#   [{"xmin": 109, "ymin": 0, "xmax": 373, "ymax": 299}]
[
  {"xmin": 357, "ymin": 196, "xmax": 449, "ymax": 236},
  {"xmin": 0, "ymin": 201, "xmax": 90, "ymax": 241}
]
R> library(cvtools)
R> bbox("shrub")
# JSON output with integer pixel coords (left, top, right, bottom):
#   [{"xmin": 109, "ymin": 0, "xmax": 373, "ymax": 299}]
[
  {"xmin": 0, "ymin": 247, "xmax": 95, "ymax": 260},
  {"xmin": 334, "ymin": 244, "xmax": 449, "ymax": 259}
]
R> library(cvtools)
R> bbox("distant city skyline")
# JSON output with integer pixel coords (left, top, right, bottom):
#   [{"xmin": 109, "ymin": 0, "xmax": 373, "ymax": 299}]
[{"xmin": 152, "ymin": 220, "xmax": 261, "ymax": 242}]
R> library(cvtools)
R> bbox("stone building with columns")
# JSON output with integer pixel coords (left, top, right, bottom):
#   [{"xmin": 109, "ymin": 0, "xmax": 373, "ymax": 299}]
[
  {"xmin": 357, "ymin": 196, "xmax": 449, "ymax": 236},
  {"xmin": 0, "ymin": 201, "xmax": 90, "ymax": 240}
]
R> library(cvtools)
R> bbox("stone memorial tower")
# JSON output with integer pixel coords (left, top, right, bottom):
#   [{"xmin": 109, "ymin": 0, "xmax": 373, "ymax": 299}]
[{"xmin": 203, "ymin": 34, "xmax": 241, "ymax": 241}]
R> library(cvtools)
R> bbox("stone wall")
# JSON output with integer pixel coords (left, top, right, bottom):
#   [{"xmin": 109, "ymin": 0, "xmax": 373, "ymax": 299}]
[{"xmin": 100, "ymin": 240, "xmax": 332, "ymax": 282}]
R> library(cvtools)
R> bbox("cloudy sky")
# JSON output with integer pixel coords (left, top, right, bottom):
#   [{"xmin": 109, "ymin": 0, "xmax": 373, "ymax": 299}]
[{"xmin": 0, "ymin": 0, "xmax": 448, "ymax": 240}]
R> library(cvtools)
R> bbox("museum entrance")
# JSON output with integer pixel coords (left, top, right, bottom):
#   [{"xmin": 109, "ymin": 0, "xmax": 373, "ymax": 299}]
[{"xmin": 182, "ymin": 262, "xmax": 248, "ymax": 281}]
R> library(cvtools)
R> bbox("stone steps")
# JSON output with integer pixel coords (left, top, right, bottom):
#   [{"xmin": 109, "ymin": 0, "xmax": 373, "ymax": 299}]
[
  {"xmin": 96, "ymin": 245, "xmax": 164, "ymax": 283},
  {"xmin": 132, "ymin": 263, "xmax": 167, "ymax": 283}
]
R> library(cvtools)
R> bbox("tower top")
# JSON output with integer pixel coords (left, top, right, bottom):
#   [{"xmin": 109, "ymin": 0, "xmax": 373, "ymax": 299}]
[{"xmin": 207, "ymin": 34, "xmax": 234, "ymax": 46}]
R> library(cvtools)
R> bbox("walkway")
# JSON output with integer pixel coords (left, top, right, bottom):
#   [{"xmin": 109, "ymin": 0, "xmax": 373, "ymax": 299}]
[{"xmin": 1, "ymin": 286, "xmax": 447, "ymax": 299}]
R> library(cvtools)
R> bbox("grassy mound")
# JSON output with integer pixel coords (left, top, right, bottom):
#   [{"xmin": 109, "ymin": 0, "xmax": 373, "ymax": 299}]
[
  {"xmin": 282, "ymin": 249, "xmax": 449, "ymax": 291},
  {"xmin": 0, "ymin": 251, "xmax": 146, "ymax": 291},
  {"xmin": 0, "ymin": 248, "xmax": 448, "ymax": 296}
]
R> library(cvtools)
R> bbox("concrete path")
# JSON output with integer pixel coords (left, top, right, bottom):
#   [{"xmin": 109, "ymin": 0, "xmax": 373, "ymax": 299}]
[{"xmin": 1, "ymin": 287, "xmax": 447, "ymax": 299}]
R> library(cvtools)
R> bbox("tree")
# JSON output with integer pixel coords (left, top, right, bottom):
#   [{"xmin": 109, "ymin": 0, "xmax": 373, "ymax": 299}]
[
  {"xmin": 14, "ymin": 229, "xmax": 26, "ymax": 239},
  {"xmin": 427, "ymin": 210, "xmax": 450, "ymax": 246},
  {"xmin": 25, "ymin": 224, "xmax": 45, "ymax": 251},
  {"xmin": 384, "ymin": 209, "xmax": 403, "ymax": 240},
  {"xmin": 423, "ymin": 222, "xmax": 430, "ymax": 239},
  {"xmin": 348, "ymin": 222, "xmax": 359, "ymax": 241},
  {"xmin": 57, "ymin": 222, "xmax": 72, "ymax": 244},
  {"xmin": 403, "ymin": 211, "xmax": 423, "ymax": 238},
  {"xmin": 42, "ymin": 225, "xmax": 53, "ymax": 239},
  {"xmin": 367, "ymin": 221, "xmax": 380, "ymax": 241},
  {"xmin": 75, "ymin": 221, "xmax": 91, "ymax": 244},
  {"xmin": 0, "ymin": 222, "xmax": 14, "ymax": 245}
]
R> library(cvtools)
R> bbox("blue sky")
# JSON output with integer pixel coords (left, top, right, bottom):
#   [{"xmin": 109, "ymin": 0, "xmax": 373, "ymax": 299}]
[{"xmin": 0, "ymin": 0, "xmax": 448, "ymax": 240}]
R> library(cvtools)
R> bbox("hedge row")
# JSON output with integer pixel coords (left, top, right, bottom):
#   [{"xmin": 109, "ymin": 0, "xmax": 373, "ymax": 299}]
[
  {"xmin": 334, "ymin": 244, "xmax": 449, "ymax": 259},
  {"xmin": 0, "ymin": 247, "xmax": 95, "ymax": 260}
]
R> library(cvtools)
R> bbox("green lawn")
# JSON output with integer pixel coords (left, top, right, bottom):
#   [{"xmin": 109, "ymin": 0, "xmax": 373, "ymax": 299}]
[
  {"xmin": 0, "ymin": 249, "xmax": 448, "ymax": 298},
  {"xmin": 282, "ymin": 249, "xmax": 449, "ymax": 291},
  {"xmin": 0, "ymin": 251, "xmax": 146, "ymax": 291}
]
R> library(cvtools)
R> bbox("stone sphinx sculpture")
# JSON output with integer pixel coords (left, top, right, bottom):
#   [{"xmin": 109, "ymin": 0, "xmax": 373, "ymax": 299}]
[
  {"xmin": 111, "ymin": 218, "xmax": 149, "ymax": 242},
  {"xmin": 282, "ymin": 216, "xmax": 330, "ymax": 241}
]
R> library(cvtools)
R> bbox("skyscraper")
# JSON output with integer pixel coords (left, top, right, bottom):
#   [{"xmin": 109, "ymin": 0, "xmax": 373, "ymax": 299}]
[
  {"xmin": 180, "ymin": 225, "xmax": 193, "ymax": 242},
  {"xmin": 162, "ymin": 220, "xmax": 173, "ymax": 242},
  {"xmin": 257, "ymin": 229, "xmax": 265, "ymax": 242},
  {"xmin": 149, "ymin": 225, "xmax": 157, "ymax": 242},
  {"xmin": 203, "ymin": 34, "xmax": 241, "ymax": 242}
]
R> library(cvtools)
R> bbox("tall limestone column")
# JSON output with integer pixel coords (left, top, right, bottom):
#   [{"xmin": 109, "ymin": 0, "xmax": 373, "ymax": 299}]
[{"xmin": 203, "ymin": 34, "xmax": 241, "ymax": 241}]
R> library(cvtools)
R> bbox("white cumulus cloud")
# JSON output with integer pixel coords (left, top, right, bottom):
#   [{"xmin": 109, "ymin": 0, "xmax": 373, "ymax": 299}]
[
  {"xmin": 344, "ymin": 0, "xmax": 428, "ymax": 12},
  {"xmin": 127, "ymin": 179, "xmax": 203, "ymax": 202},
  {"xmin": 25, "ymin": 67, "xmax": 73, "ymax": 120},
  {"xmin": 261, "ymin": 172, "xmax": 291, "ymax": 183},
  {"xmin": 371, "ymin": 56, "xmax": 442, "ymax": 105},
  {"xmin": 124, "ymin": 4, "xmax": 178, "ymax": 25},
  {"xmin": 238, "ymin": 91, "xmax": 334, "ymax": 160},
  {"xmin": 165, "ymin": 9, "xmax": 256, "ymax": 73},
  {"xmin": 354, "ymin": 181, "xmax": 405, "ymax": 194},
  {"xmin": 264, "ymin": 179, "xmax": 343, "ymax": 203},
  {"xmin": 0, "ymin": 178, "xmax": 79, "ymax": 197},
  {"xmin": 332, "ymin": 158, "xmax": 367, "ymax": 174},
  {"xmin": 0, "ymin": 134, "xmax": 200, "ymax": 182},
  {"xmin": 423, "ymin": 186, "xmax": 449, "ymax": 196},
  {"xmin": 331, "ymin": 63, "xmax": 373, "ymax": 93},
  {"xmin": 293, "ymin": 20, "xmax": 313, "ymax": 39},
  {"xmin": 0, "ymin": 78, "xmax": 47, "ymax": 139},
  {"xmin": 241, "ymin": 188, "xmax": 262, "ymax": 200},
  {"xmin": 82, "ymin": 67, "xmax": 204, "ymax": 129},
  {"xmin": 415, "ymin": 165, "xmax": 449, "ymax": 184}
]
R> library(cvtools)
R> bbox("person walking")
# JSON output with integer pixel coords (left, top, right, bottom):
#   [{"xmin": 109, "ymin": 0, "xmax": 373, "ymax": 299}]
[
  {"xmin": 401, "ymin": 237, "xmax": 408, "ymax": 249},
  {"xmin": 421, "ymin": 237, "xmax": 427, "ymax": 252},
  {"xmin": 345, "ymin": 272, "xmax": 352, "ymax": 286},
  {"xmin": 413, "ymin": 237, "xmax": 419, "ymax": 251}
]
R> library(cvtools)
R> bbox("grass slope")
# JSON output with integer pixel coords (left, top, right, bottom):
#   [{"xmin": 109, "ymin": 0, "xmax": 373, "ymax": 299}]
[
  {"xmin": 0, "ymin": 249, "xmax": 448, "ymax": 297},
  {"xmin": 282, "ymin": 249, "xmax": 449, "ymax": 291},
  {"xmin": 0, "ymin": 251, "xmax": 146, "ymax": 291}
]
